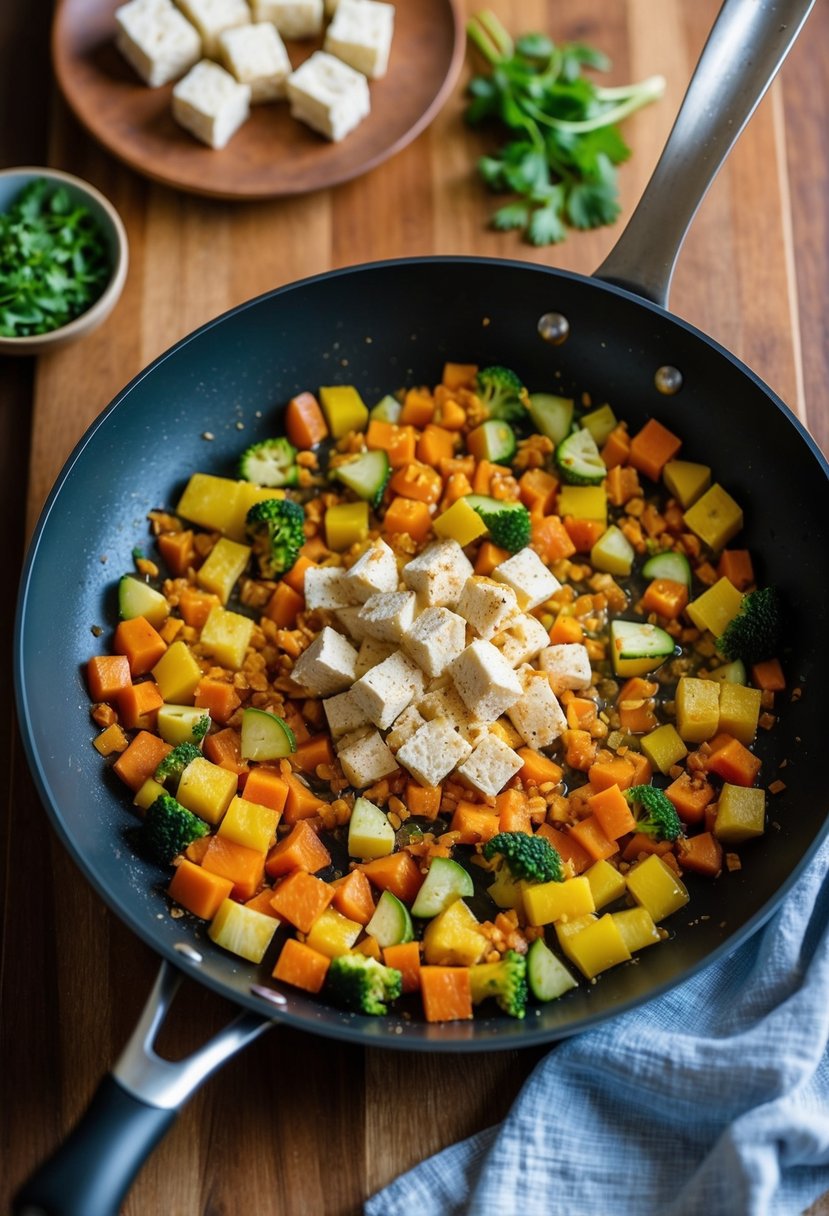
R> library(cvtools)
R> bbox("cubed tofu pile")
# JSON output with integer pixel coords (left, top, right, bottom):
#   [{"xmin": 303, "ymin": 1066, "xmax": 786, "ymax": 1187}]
[
  {"xmin": 288, "ymin": 537, "xmax": 594, "ymax": 798},
  {"xmin": 114, "ymin": 0, "xmax": 395, "ymax": 148}
]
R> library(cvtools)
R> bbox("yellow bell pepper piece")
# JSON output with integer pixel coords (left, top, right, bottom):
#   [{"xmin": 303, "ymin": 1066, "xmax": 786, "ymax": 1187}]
[
  {"xmin": 556, "ymin": 485, "xmax": 607, "ymax": 522},
  {"xmin": 523, "ymin": 875, "xmax": 595, "ymax": 927},
  {"xmin": 683, "ymin": 483, "xmax": 743, "ymax": 551},
  {"xmin": 626, "ymin": 854, "xmax": 689, "ymax": 922},
  {"xmin": 675, "ymin": 676, "xmax": 720, "ymax": 743},
  {"xmin": 713, "ymin": 784, "xmax": 765, "ymax": 844},
  {"xmin": 433, "ymin": 498, "xmax": 489, "ymax": 547},
  {"xmin": 611, "ymin": 907, "xmax": 662, "ymax": 953},
  {"xmin": 686, "ymin": 577, "xmax": 744, "ymax": 637},
  {"xmin": 584, "ymin": 859, "xmax": 627, "ymax": 910},
  {"xmin": 662, "ymin": 460, "xmax": 711, "ymax": 508},
  {"xmin": 325, "ymin": 501, "xmax": 370, "ymax": 551},
  {"xmin": 151, "ymin": 640, "xmax": 202, "ymax": 705},
  {"xmin": 319, "ymin": 386, "xmax": 369, "ymax": 438},
  {"xmin": 717, "ymin": 683, "xmax": 762, "ymax": 744},
  {"xmin": 641, "ymin": 723, "xmax": 688, "ymax": 774},
  {"xmin": 557, "ymin": 913, "xmax": 631, "ymax": 979}
]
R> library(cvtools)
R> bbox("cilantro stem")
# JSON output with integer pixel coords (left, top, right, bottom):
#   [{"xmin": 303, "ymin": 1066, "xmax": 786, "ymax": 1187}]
[
  {"xmin": 524, "ymin": 75, "xmax": 666, "ymax": 133},
  {"xmin": 467, "ymin": 10, "xmax": 514, "ymax": 65}
]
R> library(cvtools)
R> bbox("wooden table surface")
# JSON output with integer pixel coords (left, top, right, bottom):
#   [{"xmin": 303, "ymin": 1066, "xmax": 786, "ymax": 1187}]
[{"xmin": 2, "ymin": 1, "xmax": 828, "ymax": 1213}]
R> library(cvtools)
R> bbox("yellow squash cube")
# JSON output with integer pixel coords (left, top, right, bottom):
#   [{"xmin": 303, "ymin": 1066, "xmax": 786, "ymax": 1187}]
[
  {"xmin": 227, "ymin": 484, "xmax": 284, "ymax": 543},
  {"xmin": 177, "ymin": 473, "xmax": 242, "ymax": 535},
  {"xmin": 209, "ymin": 899, "xmax": 279, "ymax": 963},
  {"xmin": 590, "ymin": 525, "xmax": 634, "ymax": 577},
  {"xmin": 714, "ymin": 783, "xmax": 765, "ymax": 844},
  {"xmin": 157, "ymin": 703, "xmax": 211, "ymax": 746},
  {"xmin": 585, "ymin": 859, "xmax": 627, "ymax": 910},
  {"xmin": 133, "ymin": 777, "xmax": 167, "ymax": 812},
  {"xmin": 523, "ymin": 875, "xmax": 595, "ymax": 927},
  {"xmin": 556, "ymin": 485, "xmax": 607, "ymax": 522},
  {"xmin": 686, "ymin": 577, "xmax": 744, "ymax": 637},
  {"xmin": 662, "ymin": 460, "xmax": 711, "ymax": 508},
  {"xmin": 580, "ymin": 404, "xmax": 617, "ymax": 446},
  {"xmin": 325, "ymin": 501, "xmax": 370, "ymax": 551},
  {"xmin": 218, "ymin": 795, "xmax": 280, "ymax": 854},
  {"xmin": 433, "ymin": 498, "xmax": 489, "ymax": 547},
  {"xmin": 683, "ymin": 483, "xmax": 743, "ymax": 551},
  {"xmin": 422, "ymin": 899, "xmax": 489, "ymax": 966},
  {"xmin": 151, "ymin": 640, "xmax": 202, "ymax": 705},
  {"xmin": 641, "ymin": 724, "xmax": 688, "ymax": 774},
  {"xmin": 177, "ymin": 756, "xmax": 238, "ymax": 825},
  {"xmin": 196, "ymin": 537, "xmax": 252, "ymax": 604},
  {"xmin": 557, "ymin": 913, "xmax": 631, "ymax": 979},
  {"xmin": 319, "ymin": 385, "xmax": 369, "ymax": 438},
  {"xmin": 487, "ymin": 867, "xmax": 525, "ymax": 910},
  {"xmin": 304, "ymin": 908, "xmax": 362, "ymax": 958},
  {"xmin": 199, "ymin": 605, "xmax": 254, "ymax": 670},
  {"xmin": 717, "ymin": 683, "xmax": 762, "ymax": 744},
  {"xmin": 675, "ymin": 676, "xmax": 720, "ymax": 743},
  {"xmin": 611, "ymin": 907, "xmax": 662, "ymax": 953},
  {"xmin": 626, "ymin": 854, "xmax": 689, "ymax": 922}
]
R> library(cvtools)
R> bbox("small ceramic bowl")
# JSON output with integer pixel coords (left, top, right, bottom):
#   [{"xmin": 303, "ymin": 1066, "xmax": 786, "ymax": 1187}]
[{"xmin": 0, "ymin": 166, "xmax": 128, "ymax": 357}]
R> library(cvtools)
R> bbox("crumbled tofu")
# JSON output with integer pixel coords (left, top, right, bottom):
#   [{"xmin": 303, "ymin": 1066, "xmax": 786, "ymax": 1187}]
[
  {"xmin": 338, "ymin": 729, "xmax": 398, "ymax": 788},
  {"xmin": 176, "ymin": 0, "xmax": 250, "ymax": 58},
  {"xmin": 351, "ymin": 652, "xmax": 425, "ymax": 730},
  {"xmin": 450, "ymin": 639, "xmax": 523, "ymax": 722},
  {"xmin": 333, "ymin": 604, "xmax": 372, "ymax": 642},
  {"xmin": 402, "ymin": 607, "xmax": 467, "ymax": 678},
  {"xmin": 396, "ymin": 718, "xmax": 472, "ymax": 788},
  {"xmin": 322, "ymin": 689, "xmax": 369, "ymax": 739},
  {"xmin": 290, "ymin": 625, "xmax": 358, "ymax": 696},
  {"xmin": 172, "ymin": 59, "xmax": 250, "ymax": 149},
  {"xmin": 402, "ymin": 539, "xmax": 474, "ymax": 608},
  {"xmin": 493, "ymin": 547, "xmax": 562, "ymax": 611},
  {"xmin": 342, "ymin": 538, "xmax": 399, "ymax": 603},
  {"xmin": 537, "ymin": 643, "xmax": 593, "ymax": 695},
  {"xmin": 456, "ymin": 576, "xmax": 520, "ymax": 641},
  {"xmin": 287, "ymin": 50, "xmax": 370, "ymax": 141},
  {"xmin": 303, "ymin": 566, "xmax": 357, "ymax": 612},
  {"xmin": 324, "ymin": 0, "xmax": 394, "ymax": 79},
  {"xmin": 219, "ymin": 21, "xmax": 291, "ymax": 102},
  {"xmin": 457, "ymin": 734, "xmax": 523, "ymax": 798},
  {"xmin": 354, "ymin": 636, "xmax": 397, "ymax": 678},
  {"xmin": 493, "ymin": 613, "xmax": 551, "ymax": 667},
  {"xmin": 507, "ymin": 665, "xmax": 568, "ymax": 749},
  {"xmin": 358, "ymin": 590, "xmax": 417, "ymax": 643},
  {"xmin": 252, "ymin": 0, "xmax": 324, "ymax": 38},
  {"xmin": 115, "ymin": 0, "xmax": 201, "ymax": 87},
  {"xmin": 386, "ymin": 704, "xmax": 427, "ymax": 752}
]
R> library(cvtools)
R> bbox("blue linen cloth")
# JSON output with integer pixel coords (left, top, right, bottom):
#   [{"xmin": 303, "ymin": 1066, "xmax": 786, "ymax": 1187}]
[{"xmin": 366, "ymin": 838, "xmax": 829, "ymax": 1216}]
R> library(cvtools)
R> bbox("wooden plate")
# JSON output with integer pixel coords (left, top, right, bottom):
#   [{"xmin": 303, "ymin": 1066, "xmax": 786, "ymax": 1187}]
[{"xmin": 51, "ymin": 0, "xmax": 465, "ymax": 199}]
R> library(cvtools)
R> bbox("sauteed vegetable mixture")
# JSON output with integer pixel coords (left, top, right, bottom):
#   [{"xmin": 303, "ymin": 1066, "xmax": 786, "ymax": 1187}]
[{"xmin": 86, "ymin": 363, "xmax": 786, "ymax": 1021}]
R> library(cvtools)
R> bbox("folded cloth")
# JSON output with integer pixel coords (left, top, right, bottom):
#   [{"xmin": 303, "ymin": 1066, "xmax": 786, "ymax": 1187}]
[{"xmin": 366, "ymin": 838, "xmax": 829, "ymax": 1216}]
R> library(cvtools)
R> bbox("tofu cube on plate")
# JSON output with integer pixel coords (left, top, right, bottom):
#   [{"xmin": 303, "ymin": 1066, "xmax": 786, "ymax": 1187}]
[
  {"xmin": 450, "ymin": 639, "xmax": 523, "ymax": 723},
  {"xmin": 176, "ymin": 0, "xmax": 250, "ymax": 59},
  {"xmin": 290, "ymin": 625, "xmax": 358, "ymax": 696},
  {"xmin": 457, "ymin": 733, "xmax": 523, "ymax": 798},
  {"xmin": 493, "ymin": 547, "xmax": 562, "ymax": 611},
  {"xmin": 456, "ymin": 576, "xmax": 519, "ymax": 641},
  {"xmin": 253, "ymin": 0, "xmax": 324, "ymax": 39},
  {"xmin": 172, "ymin": 59, "xmax": 251, "ymax": 149},
  {"xmin": 324, "ymin": 0, "xmax": 395, "ymax": 79},
  {"xmin": 403, "ymin": 607, "xmax": 467, "ymax": 678},
  {"xmin": 219, "ymin": 21, "xmax": 292, "ymax": 102},
  {"xmin": 352, "ymin": 652, "xmax": 425, "ymax": 730},
  {"xmin": 338, "ymin": 729, "xmax": 398, "ymax": 788},
  {"xmin": 342, "ymin": 539, "xmax": 399, "ymax": 603},
  {"xmin": 115, "ymin": 0, "xmax": 201, "ymax": 88},
  {"xmin": 287, "ymin": 50, "xmax": 370, "ymax": 142},
  {"xmin": 396, "ymin": 718, "xmax": 472, "ymax": 789},
  {"xmin": 402, "ymin": 539, "xmax": 473, "ymax": 608},
  {"xmin": 538, "ymin": 643, "xmax": 593, "ymax": 696},
  {"xmin": 507, "ymin": 665, "xmax": 568, "ymax": 749}
]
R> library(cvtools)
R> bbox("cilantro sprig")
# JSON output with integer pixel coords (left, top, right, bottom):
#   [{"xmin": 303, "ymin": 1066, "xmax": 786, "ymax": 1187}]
[
  {"xmin": 0, "ymin": 179, "xmax": 111, "ymax": 338},
  {"xmin": 466, "ymin": 11, "xmax": 665, "ymax": 246}
]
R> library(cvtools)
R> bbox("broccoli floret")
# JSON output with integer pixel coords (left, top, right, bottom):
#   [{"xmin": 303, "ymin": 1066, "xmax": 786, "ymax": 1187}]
[
  {"xmin": 470, "ymin": 950, "xmax": 528, "ymax": 1019},
  {"xmin": 483, "ymin": 832, "xmax": 564, "ymax": 883},
  {"xmin": 239, "ymin": 438, "xmax": 299, "ymax": 487},
  {"xmin": 245, "ymin": 497, "xmax": 305, "ymax": 578},
  {"xmin": 191, "ymin": 714, "xmax": 210, "ymax": 744},
  {"xmin": 716, "ymin": 586, "xmax": 782, "ymax": 665},
  {"xmin": 140, "ymin": 794, "xmax": 208, "ymax": 866},
  {"xmin": 154, "ymin": 742, "xmax": 202, "ymax": 789},
  {"xmin": 468, "ymin": 497, "xmax": 531, "ymax": 552},
  {"xmin": 324, "ymin": 954, "xmax": 402, "ymax": 1016},
  {"xmin": 476, "ymin": 365, "xmax": 530, "ymax": 424},
  {"xmin": 625, "ymin": 785, "xmax": 682, "ymax": 842}
]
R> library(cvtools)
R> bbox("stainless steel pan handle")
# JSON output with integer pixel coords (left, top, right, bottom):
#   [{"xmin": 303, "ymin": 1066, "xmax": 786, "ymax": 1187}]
[{"xmin": 595, "ymin": 0, "xmax": 815, "ymax": 307}]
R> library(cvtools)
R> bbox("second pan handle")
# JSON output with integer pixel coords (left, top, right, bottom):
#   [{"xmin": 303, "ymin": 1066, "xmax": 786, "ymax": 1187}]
[{"xmin": 595, "ymin": 0, "xmax": 815, "ymax": 307}]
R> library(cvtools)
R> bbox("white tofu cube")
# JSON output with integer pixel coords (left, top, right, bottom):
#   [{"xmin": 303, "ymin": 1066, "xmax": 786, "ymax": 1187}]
[
  {"xmin": 176, "ymin": 0, "xmax": 250, "ymax": 58},
  {"xmin": 322, "ymin": 689, "xmax": 369, "ymax": 739},
  {"xmin": 172, "ymin": 60, "xmax": 250, "ymax": 149},
  {"xmin": 402, "ymin": 540, "xmax": 473, "ymax": 608},
  {"xmin": 493, "ymin": 548, "xmax": 562, "ymax": 611},
  {"xmin": 324, "ymin": 0, "xmax": 394, "ymax": 79},
  {"xmin": 450, "ymin": 640, "xmax": 522, "ymax": 723},
  {"xmin": 396, "ymin": 718, "xmax": 472, "ymax": 789},
  {"xmin": 253, "ymin": 0, "xmax": 324, "ymax": 38},
  {"xmin": 338, "ymin": 729, "xmax": 399, "ymax": 788},
  {"xmin": 219, "ymin": 22, "xmax": 291, "ymax": 102},
  {"xmin": 287, "ymin": 51, "xmax": 369, "ymax": 141},
  {"xmin": 352, "ymin": 652, "xmax": 425, "ymax": 730},
  {"xmin": 354, "ymin": 636, "xmax": 397, "ymax": 678},
  {"xmin": 333, "ymin": 604, "xmax": 372, "ymax": 643},
  {"xmin": 507, "ymin": 665, "xmax": 568, "ymax": 750},
  {"xmin": 538, "ymin": 643, "xmax": 593, "ymax": 696},
  {"xmin": 386, "ymin": 704, "xmax": 426, "ymax": 752},
  {"xmin": 457, "ymin": 734, "xmax": 523, "ymax": 798},
  {"xmin": 492, "ymin": 614, "xmax": 551, "ymax": 668},
  {"xmin": 358, "ymin": 590, "xmax": 417, "ymax": 643},
  {"xmin": 342, "ymin": 539, "xmax": 399, "ymax": 603},
  {"xmin": 290, "ymin": 625, "xmax": 358, "ymax": 696},
  {"xmin": 456, "ymin": 577, "xmax": 520, "ymax": 641},
  {"xmin": 324, "ymin": 0, "xmax": 340, "ymax": 12},
  {"xmin": 303, "ymin": 566, "xmax": 356, "ymax": 612},
  {"xmin": 115, "ymin": 0, "xmax": 201, "ymax": 87},
  {"xmin": 402, "ymin": 608, "xmax": 467, "ymax": 679}
]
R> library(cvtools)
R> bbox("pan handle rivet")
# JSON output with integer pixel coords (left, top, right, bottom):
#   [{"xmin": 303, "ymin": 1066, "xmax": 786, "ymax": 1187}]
[
  {"xmin": 174, "ymin": 942, "xmax": 203, "ymax": 964},
  {"xmin": 537, "ymin": 312, "xmax": 570, "ymax": 344},
  {"xmin": 655, "ymin": 365, "xmax": 683, "ymax": 394}
]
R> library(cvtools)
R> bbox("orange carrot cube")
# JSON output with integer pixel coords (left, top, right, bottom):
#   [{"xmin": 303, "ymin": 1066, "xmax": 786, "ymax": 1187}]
[
  {"xmin": 87, "ymin": 654, "xmax": 132, "ymax": 703},
  {"xmin": 201, "ymin": 836, "xmax": 266, "ymax": 902},
  {"xmin": 168, "ymin": 859, "xmax": 233, "ymax": 920},
  {"xmin": 265, "ymin": 821, "xmax": 331, "ymax": 878},
  {"xmin": 113, "ymin": 616, "xmax": 167, "ymax": 677},
  {"xmin": 420, "ymin": 966, "xmax": 472, "ymax": 1022},
  {"xmin": 273, "ymin": 937, "xmax": 330, "ymax": 994},
  {"xmin": 384, "ymin": 941, "xmax": 422, "ymax": 994},
  {"xmin": 269, "ymin": 871, "xmax": 334, "ymax": 933},
  {"xmin": 588, "ymin": 784, "xmax": 637, "ymax": 840}
]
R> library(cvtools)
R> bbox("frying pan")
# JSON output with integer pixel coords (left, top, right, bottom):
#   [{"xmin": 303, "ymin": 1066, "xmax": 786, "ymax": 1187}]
[{"xmin": 13, "ymin": 1, "xmax": 829, "ymax": 1213}]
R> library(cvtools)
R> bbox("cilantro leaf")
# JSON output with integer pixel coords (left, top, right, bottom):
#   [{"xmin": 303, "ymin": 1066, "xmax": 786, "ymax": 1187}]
[{"xmin": 491, "ymin": 201, "xmax": 532, "ymax": 232}]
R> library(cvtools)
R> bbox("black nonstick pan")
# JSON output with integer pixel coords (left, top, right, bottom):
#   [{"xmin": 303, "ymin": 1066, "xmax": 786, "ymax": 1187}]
[{"xmin": 13, "ymin": 1, "xmax": 828, "ymax": 1213}]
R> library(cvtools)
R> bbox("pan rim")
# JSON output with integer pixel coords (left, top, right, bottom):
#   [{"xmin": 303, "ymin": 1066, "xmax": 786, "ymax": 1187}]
[{"xmin": 14, "ymin": 255, "xmax": 829, "ymax": 1051}]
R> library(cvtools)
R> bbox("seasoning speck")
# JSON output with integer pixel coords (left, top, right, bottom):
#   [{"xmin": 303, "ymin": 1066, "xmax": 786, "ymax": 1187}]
[
  {"xmin": 202, "ymin": 431, "xmax": 215, "ymax": 441},
  {"xmin": 91, "ymin": 624, "xmax": 103, "ymax": 637}
]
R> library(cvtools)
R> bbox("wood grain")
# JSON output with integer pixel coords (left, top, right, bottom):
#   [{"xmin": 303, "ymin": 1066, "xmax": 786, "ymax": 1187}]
[{"xmin": 3, "ymin": 2, "xmax": 828, "ymax": 1214}]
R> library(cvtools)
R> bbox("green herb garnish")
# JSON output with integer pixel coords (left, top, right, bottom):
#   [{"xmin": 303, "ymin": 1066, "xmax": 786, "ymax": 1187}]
[
  {"xmin": 0, "ymin": 179, "xmax": 111, "ymax": 337},
  {"xmin": 465, "ymin": 11, "xmax": 665, "ymax": 246}
]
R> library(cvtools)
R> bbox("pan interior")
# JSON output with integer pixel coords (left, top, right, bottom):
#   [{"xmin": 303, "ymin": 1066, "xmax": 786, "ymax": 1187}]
[{"xmin": 16, "ymin": 258, "xmax": 829, "ymax": 1049}]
